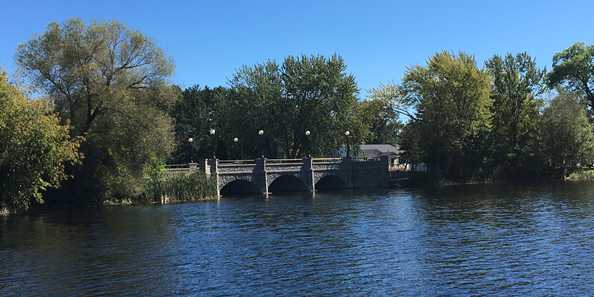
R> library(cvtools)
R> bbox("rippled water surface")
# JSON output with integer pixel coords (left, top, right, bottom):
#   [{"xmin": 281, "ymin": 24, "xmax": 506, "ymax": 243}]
[{"xmin": 1, "ymin": 184, "xmax": 594, "ymax": 296}]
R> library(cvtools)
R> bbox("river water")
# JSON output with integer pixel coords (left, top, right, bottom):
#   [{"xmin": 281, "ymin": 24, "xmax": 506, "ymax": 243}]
[{"xmin": 1, "ymin": 183, "xmax": 593, "ymax": 296}]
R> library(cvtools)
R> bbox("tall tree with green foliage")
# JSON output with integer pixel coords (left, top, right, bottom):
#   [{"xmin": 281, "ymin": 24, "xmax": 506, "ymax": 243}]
[
  {"xmin": 358, "ymin": 99, "xmax": 400, "ymax": 145},
  {"xmin": 225, "ymin": 55, "xmax": 363, "ymax": 158},
  {"xmin": 171, "ymin": 85, "xmax": 228, "ymax": 162},
  {"xmin": 228, "ymin": 61, "xmax": 285, "ymax": 158},
  {"xmin": 402, "ymin": 52, "xmax": 492, "ymax": 181},
  {"xmin": 548, "ymin": 42, "xmax": 594, "ymax": 120},
  {"xmin": 283, "ymin": 55, "xmax": 363, "ymax": 157},
  {"xmin": 367, "ymin": 83, "xmax": 418, "ymax": 120},
  {"xmin": 360, "ymin": 83, "xmax": 404, "ymax": 145},
  {"xmin": 0, "ymin": 73, "xmax": 79, "ymax": 213},
  {"xmin": 16, "ymin": 19, "xmax": 175, "ymax": 203},
  {"xmin": 541, "ymin": 90, "xmax": 594, "ymax": 178},
  {"xmin": 485, "ymin": 53, "xmax": 545, "ymax": 178}
]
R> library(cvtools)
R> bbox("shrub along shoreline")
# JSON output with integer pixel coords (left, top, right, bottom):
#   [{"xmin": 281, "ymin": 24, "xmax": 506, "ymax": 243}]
[{"xmin": 135, "ymin": 160, "xmax": 216, "ymax": 204}]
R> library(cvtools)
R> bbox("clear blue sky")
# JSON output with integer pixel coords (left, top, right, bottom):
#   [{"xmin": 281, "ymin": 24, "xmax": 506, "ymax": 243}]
[{"xmin": 1, "ymin": 0, "xmax": 593, "ymax": 97}]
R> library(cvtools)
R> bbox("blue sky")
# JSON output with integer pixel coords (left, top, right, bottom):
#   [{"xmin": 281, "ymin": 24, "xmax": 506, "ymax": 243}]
[{"xmin": 1, "ymin": 0, "xmax": 593, "ymax": 97}]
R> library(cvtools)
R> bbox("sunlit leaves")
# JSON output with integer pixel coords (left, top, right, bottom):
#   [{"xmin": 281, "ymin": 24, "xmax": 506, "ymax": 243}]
[
  {"xmin": 541, "ymin": 91, "xmax": 594, "ymax": 177},
  {"xmin": 0, "ymin": 73, "xmax": 79, "ymax": 212},
  {"xmin": 485, "ymin": 53, "xmax": 545, "ymax": 178},
  {"xmin": 549, "ymin": 42, "xmax": 594, "ymax": 119},
  {"xmin": 401, "ymin": 52, "xmax": 492, "ymax": 180},
  {"xmin": 16, "ymin": 19, "xmax": 175, "ymax": 201}
]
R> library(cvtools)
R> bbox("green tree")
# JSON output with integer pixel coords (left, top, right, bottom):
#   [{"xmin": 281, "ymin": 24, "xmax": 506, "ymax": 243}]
[
  {"xmin": 0, "ymin": 73, "xmax": 79, "ymax": 213},
  {"xmin": 367, "ymin": 83, "xmax": 418, "ymax": 120},
  {"xmin": 171, "ymin": 85, "xmax": 228, "ymax": 162},
  {"xmin": 360, "ymin": 83, "xmax": 404, "ymax": 145},
  {"xmin": 485, "ymin": 53, "xmax": 545, "ymax": 178},
  {"xmin": 16, "ymin": 19, "xmax": 175, "ymax": 203},
  {"xmin": 226, "ymin": 55, "xmax": 363, "ymax": 158},
  {"xmin": 282, "ymin": 55, "xmax": 363, "ymax": 157},
  {"xmin": 541, "ymin": 90, "xmax": 594, "ymax": 178},
  {"xmin": 88, "ymin": 89, "xmax": 175, "ymax": 199},
  {"xmin": 402, "ymin": 52, "xmax": 492, "ymax": 181},
  {"xmin": 398, "ymin": 120, "xmax": 423, "ymax": 166},
  {"xmin": 548, "ymin": 42, "xmax": 594, "ymax": 120},
  {"xmin": 228, "ymin": 61, "xmax": 284, "ymax": 158}
]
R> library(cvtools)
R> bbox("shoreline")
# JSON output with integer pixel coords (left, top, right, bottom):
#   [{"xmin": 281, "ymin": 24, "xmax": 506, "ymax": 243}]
[{"xmin": 4, "ymin": 176, "xmax": 594, "ymax": 217}]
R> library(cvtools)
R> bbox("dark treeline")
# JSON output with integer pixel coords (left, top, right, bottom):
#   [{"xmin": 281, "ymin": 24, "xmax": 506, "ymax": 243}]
[{"xmin": 2, "ymin": 19, "xmax": 594, "ymax": 213}]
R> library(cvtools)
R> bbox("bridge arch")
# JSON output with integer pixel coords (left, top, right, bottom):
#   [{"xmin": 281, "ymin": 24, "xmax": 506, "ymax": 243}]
[
  {"xmin": 220, "ymin": 179, "xmax": 260, "ymax": 197},
  {"xmin": 268, "ymin": 174, "xmax": 308, "ymax": 194},
  {"xmin": 315, "ymin": 174, "xmax": 348, "ymax": 192}
]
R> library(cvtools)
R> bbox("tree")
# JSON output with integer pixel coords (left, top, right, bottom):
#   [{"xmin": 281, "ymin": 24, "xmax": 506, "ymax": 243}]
[
  {"xmin": 541, "ymin": 90, "xmax": 594, "ymax": 178},
  {"xmin": 228, "ymin": 61, "xmax": 285, "ymax": 158},
  {"xmin": 225, "ymin": 55, "xmax": 363, "ymax": 158},
  {"xmin": 485, "ymin": 53, "xmax": 545, "ymax": 178},
  {"xmin": 0, "ymin": 72, "xmax": 79, "ymax": 213},
  {"xmin": 282, "ymin": 55, "xmax": 363, "ymax": 157},
  {"xmin": 367, "ymin": 83, "xmax": 417, "ymax": 120},
  {"xmin": 402, "ymin": 52, "xmax": 492, "ymax": 181},
  {"xmin": 87, "ymin": 89, "xmax": 176, "ymax": 199},
  {"xmin": 548, "ymin": 42, "xmax": 594, "ymax": 120},
  {"xmin": 360, "ymin": 83, "xmax": 404, "ymax": 145},
  {"xmin": 16, "ymin": 19, "xmax": 175, "ymax": 203},
  {"xmin": 170, "ymin": 85, "xmax": 228, "ymax": 162},
  {"xmin": 398, "ymin": 120, "xmax": 423, "ymax": 166}
]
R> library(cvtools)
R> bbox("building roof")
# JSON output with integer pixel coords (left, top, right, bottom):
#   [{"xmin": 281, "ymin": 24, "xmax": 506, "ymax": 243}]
[{"xmin": 358, "ymin": 144, "xmax": 399, "ymax": 155}]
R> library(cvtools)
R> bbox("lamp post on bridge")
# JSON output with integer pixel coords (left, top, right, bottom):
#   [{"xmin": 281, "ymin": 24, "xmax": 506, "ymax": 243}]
[
  {"xmin": 187, "ymin": 137, "xmax": 194, "ymax": 163},
  {"xmin": 233, "ymin": 137, "xmax": 243, "ymax": 159},
  {"xmin": 344, "ymin": 130, "xmax": 351, "ymax": 159},
  {"xmin": 209, "ymin": 128, "xmax": 216, "ymax": 159},
  {"xmin": 258, "ymin": 129, "xmax": 265, "ymax": 158},
  {"xmin": 305, "ymin": 130, "xmax": 311, "ymax": 157}
]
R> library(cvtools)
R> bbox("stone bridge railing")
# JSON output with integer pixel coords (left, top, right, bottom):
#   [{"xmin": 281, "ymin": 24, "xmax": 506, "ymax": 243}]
[{"xmin": 165, "ymin": 156, "xmax": 390, "ymax": 198}]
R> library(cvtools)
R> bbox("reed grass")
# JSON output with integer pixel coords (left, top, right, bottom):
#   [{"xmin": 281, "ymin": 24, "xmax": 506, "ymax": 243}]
[{"xmin": 144, "ymin": 163, "xmax": 217, "ymax": 202}]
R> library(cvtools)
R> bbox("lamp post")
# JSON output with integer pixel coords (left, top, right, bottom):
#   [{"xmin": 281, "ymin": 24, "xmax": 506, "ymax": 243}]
[
  {"xmin": 233, "ymin": 137, "xmax": 242, "ymax": 159},
  {"xmin": 344, "ymin": 130, "xmax": 351, "ymax": 159},
  {"xmin": 209, "ymin": 128, "xmax": 216, "ymax": 158},
  {"xmin": 305, "ymin": 130, "xmax": 311, "ymax": 157},
  {"xmin": 258, "ymin": 129, "xmax": 265, "ymax": 157},
  {"xmin": 188, "ymin": 137, "xmax": 194, "ymax": 162}
]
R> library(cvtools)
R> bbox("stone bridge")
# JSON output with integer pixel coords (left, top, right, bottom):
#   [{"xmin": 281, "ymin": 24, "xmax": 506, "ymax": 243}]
[{"xmin": 166, "ymin": 157, "xmax": 390, "ymax": 198}]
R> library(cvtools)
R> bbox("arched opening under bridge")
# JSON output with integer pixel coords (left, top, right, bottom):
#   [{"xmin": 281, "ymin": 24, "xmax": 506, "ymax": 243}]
[
  {"xmin": 315, "ymin": 175, "xmax": 348, "ymax": 192},
  {"xmin": 268, "ymin": 175, "xmax": 308, "ymax": 194},
  {"xmin": 220, "ymin": 180, "xmax": 260, "ymax": 197}
]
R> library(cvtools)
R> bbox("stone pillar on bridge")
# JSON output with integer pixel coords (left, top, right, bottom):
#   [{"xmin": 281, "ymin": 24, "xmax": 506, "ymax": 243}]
[
  {"xmin": 380, "ymin": 155, "xmax": 391, "ymax": 187},
  {"xmin": 255, "ymin": 157, "xmax": 269, "ymax": 198},
  {"xmin": 199, "ymin": 159, "xmax": 210, "ymax": 176},
  {"xmin": 207, "ymin": 158, "xmax": 220, "ymax": 199},
  {"xmin": 189, "ymin": 162, "xmax": 198, "ymax": 173},
  {"xmin": 302, "ymin": 156, "xmax": 315, "ymax": 194}
]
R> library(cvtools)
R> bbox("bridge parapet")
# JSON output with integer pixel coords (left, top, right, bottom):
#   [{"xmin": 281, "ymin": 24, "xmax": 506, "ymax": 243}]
[{"xmin": 218, "ymin": 160, "xmax": 257, "ymax": 174}]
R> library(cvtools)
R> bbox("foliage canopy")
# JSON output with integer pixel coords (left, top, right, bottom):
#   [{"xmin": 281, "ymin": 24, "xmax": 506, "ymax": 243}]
[
  {"xmin": 0, "ymin": 73, "xmax": 79, "ymax": 212},
  {"xmin": 16, "ymin": 19, "xmax": 175, "ymax": 202}
]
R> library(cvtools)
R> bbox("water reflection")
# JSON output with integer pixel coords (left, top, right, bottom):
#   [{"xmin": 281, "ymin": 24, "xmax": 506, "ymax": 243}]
[{"xmin": 1, "ymin": 184, "xmax": 593, "ymax": 296}]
